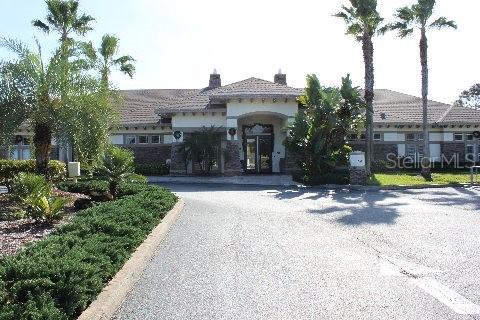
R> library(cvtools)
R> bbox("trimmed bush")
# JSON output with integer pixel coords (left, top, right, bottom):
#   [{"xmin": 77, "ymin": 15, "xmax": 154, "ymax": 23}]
[
  {"xmin": 0, "ymin": 184, "xmax": 177, "ymax": 319},
  {"xmin": 134, "ymin": 163, "xmax": 170, "ymax": 176},
  {"xmin": 0, "ymin": 160, "xmax": 66, "ymax": 187}
]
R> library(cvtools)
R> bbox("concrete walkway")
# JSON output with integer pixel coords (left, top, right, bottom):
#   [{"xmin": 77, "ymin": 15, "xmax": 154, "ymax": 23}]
[{"xmin": 148, "ymin": 175, "xmax": 298, "ymax": 187}]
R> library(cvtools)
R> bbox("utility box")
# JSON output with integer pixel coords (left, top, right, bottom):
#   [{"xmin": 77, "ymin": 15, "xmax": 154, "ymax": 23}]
[
  {"xmin": 349, "ymin": 152, "xmax": 367, "ymax": 185},
  {"xmin": 68, "ymin": 162, "xmax": 81, "ymax": 181},
  {"xmin": 350, "ymin": 151, "xmax": 366, "ymax": 168}
]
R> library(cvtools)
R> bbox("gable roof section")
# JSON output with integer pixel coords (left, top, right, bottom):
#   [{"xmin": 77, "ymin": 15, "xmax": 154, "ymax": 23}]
[{"xmin": 207, "ymin": 77, "xmax": 303, "ymax": 99}]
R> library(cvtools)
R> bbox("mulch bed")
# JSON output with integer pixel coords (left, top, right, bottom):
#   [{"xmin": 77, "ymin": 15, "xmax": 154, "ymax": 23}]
[{"xmin": 0, "ymin": 190, "xmax": 90, "ymax": 257}]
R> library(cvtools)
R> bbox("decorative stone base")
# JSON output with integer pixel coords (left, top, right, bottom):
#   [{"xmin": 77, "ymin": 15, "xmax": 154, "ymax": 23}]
[
  {"xmin": 170, "ymin": 143, "xmax": 186, "ymax": 175},
  {"xmin": 225, "ymin": 140, "xmax": 242, "ymax": 175},
  {"xmin": 350, "ymin": 167, "xmax": 367, "ymax": 185}
]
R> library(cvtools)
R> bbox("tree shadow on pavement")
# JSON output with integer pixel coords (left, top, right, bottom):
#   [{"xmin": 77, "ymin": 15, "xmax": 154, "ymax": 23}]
[
  {"xmin": 275, "ymin": 188, "xmax": 406, "ymax": 226},
  {"xmin": 400, "ymin": 186, "xmax": 480, "ymax": 211}
]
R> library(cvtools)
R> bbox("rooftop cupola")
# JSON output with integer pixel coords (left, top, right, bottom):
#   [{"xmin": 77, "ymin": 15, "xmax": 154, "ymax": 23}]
[
  {"xmin": 274, "ymin": 69, "xmax": 287, "ymax": 86},
  {"xmin": 209, "ymin": 69, "xmax": 221, "ymax": 89}
]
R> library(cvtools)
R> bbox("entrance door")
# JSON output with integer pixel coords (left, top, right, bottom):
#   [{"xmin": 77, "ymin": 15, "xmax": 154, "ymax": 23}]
[{"xmin": 243, "ymin": 124, "xmax": 273, "ymax": 174}]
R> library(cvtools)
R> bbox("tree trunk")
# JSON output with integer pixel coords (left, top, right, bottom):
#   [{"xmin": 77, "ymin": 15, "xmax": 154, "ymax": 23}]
[
  {"xmin": 420, "ymin": 27, "xmax": 432, "ymax": 180},
  {"xmin": 33, "ymin": 123, "xmax": 52, "ymax": 176},
  {"xmin": 362, "ymin": 32, "xmax": 375, "ymax": 176}
]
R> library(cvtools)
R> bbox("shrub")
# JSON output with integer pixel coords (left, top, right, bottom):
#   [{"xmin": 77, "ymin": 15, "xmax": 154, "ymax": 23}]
[
  {"xmin": 134, "ymin": 163, "xmax": 170, "ymax": 176},
  {"xmin": 0, "ymin": 160, "xmax": 66, "ymax": 188},
  {"xmin": 57, "ymin": 180, "xmax": 109, "ymax": 195},
  {"xmin": 10, "ymin": 173, "xmax": 67, "ymax": 221},
  {"xmin": 11, "ymin": 173, "xmax": 51, "ymax": 202},
  {"xmin": 97, "ymin": 147, "xmax": 135, "ymax": 199},
  {"xmin": 0, "ymin": 184, "xmax": 177, "ymax": 319}
]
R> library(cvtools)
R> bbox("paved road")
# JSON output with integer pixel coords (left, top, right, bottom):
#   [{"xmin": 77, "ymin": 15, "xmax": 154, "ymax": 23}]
[{"xmin": 114, "ymin": 184, "xmax": 480, "ymax": 320}]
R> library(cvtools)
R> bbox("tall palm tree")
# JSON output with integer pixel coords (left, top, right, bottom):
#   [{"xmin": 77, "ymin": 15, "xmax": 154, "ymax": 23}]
[
  {"xmin": 335, "ymin": 0, "xmax": 383, "ymax": 176},
  {"xmin": 381, "ymin": 0, "xmax": 457, "ymax": 179},
  {"xmin": 32, "ymin": 0, "xmax": 95, "ymax": 44},
  {"xmin": 98, "ymin": 34, "xmax": 135, "ymax": 85}
]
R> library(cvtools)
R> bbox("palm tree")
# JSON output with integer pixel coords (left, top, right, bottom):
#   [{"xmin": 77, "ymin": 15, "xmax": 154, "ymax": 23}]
[
  {"xmin": 381, "ymin": 0, "xmax": 457, "ymax": 179},
  {"xmin": 0, "ymin": 38, "xmax": 108, "ymax": 175},
  {"xmin": 334, "ymin": 0, "xmax": 383, "ymax": 176},
  {"xmin": 32, "ymin": 0, "xmax": 95, "ymax": 44},
  {"xmin": 98, "ymin": 34, "xmax": 135, "ymax": 85}
]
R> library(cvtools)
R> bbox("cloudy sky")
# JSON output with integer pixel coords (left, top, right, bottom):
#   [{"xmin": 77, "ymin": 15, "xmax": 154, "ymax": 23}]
[{"xmin": 0, "ymin": 0, "xmax": 477, "ymax": 104}]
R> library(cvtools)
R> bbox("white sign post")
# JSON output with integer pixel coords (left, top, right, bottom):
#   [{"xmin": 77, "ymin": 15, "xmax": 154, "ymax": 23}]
[{"xmin": 349, "ymin": 151, "xmax": 367, "ymax": 185}]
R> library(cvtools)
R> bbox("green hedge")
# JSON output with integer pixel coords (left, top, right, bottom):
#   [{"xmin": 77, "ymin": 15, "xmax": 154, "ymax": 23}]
[
  {"xmin": 134, "ymin": 163, "xmax": 170, "ymax": 176},
  {"xmin": 0, "ymin": 160, "xmax": 66, "ymax": 186},
  {"xmin": 0, "ymin": 184, "xmax": 177, "ymax": 319},
  {"xmin": 57, "ymin": 180, "xmax": 152, "ymax": 197}
]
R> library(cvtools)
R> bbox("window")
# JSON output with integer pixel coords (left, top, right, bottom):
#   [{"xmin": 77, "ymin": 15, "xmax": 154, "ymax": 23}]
[
  {"xmin": 467, "ymin": 145, "xmax": 475, "ymax": 155},
  {"xmin": 454, "ymin": 133, "xmax": 464, "ymax": 141},
  {"xmin": 373, "ymin": 133, "xmax": 381, "ymax": 141},
  {"xmin": 151, "ymin": 135, "xmax": 161, "ymax": 144},
  {"xmin": 139, "ymin": 135, "xmax": 148, "ymax": 144},
  {"xmin": 417, "ymin": 133, "xmax": 423, "ymax": 141},
  {"xmin": 126, "ymin": 136, "xmax": 136, "ymax": 144},
  {"xmin": 347, "ymin": 134, "xmax": 357, "ymax": 141},
  {"xmin": 466, "ymin": 133, "xmax": 474, "ymax": 141},
  {"xmin": 406, "ymin": 144, "xmax": 416, "ymax": 158},
  {"xmin": 359, "ymin": 133, "xmax": 366, "ymax": 141},
  {"xmin": 406, "ymin": 133, "xmax": 415, "ymax": 141}
]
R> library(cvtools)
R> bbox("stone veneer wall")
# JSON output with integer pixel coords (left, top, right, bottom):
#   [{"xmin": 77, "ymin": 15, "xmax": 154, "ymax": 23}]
[
  {"xmin": 124, "ymin": 145, "xmax": 171, "ymax": 164},
  {"xmin": 170, "ymin": 143, "xmax": 186, "ymax": 175},
  {"xmin": 441, "ymin": 142, "xmax": 466, "ymax": 164},
  {"xmin": 224, "ymin": 140, "xmax": 242, "ymax": 176}
]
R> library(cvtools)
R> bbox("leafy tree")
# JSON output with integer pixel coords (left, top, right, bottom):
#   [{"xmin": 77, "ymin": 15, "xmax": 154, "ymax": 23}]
[
  {"xmin": 381, "ymin": 0, "xmax": 457, "ymax": 179},
  {"xmin": 455, "ymin": 84, "xmax": 480, "ymax": 109},
  {"xmin": 285, "ymin": 75, "xmax": 365, "ymax": 182},
  {"xmin": 98, "ymin": 146, "xmax": 135, "ymax": 199},
  {"xmin": 0, "ymin": 38, "xmax": 113, "ymax": 175},
  {"xmin": 334, "ymin": 0, "xmax": 383, "ymax": 176},
  {"xmin": 32, "ymin": 0, "xmax": 95, "ymax": 44},
  {"xmin": 181, "ymin": 126, "xmax": 221, "ymax": 175}
]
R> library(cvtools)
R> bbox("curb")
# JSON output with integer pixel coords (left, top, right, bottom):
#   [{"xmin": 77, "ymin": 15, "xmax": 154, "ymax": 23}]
[
  {"xmin": 78, "ymin": 199, "xmax": 185, "ymax": 320},
  {"xmin": 148, "ymin": 177, "xmax": 478, "ymax": 192}
]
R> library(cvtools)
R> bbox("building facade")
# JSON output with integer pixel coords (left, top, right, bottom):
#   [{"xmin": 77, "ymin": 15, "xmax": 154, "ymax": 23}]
[{"xmin": 3, "ymin": 71, "xmax": 480, "ymax": 174}]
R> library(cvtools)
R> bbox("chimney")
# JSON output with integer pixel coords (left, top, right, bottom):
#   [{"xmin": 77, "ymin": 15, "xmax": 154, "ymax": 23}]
[
  {"xmin": 209, "ymin": 69, "xmax": 221, "ymax": 89},
  {"xmin": 274, "ymin": 69, "xmax": 287, "ymax": 86}
]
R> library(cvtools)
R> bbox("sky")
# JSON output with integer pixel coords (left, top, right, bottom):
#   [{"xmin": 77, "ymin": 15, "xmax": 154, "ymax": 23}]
[{"xmin": 0, "ymin": 0, "xmax": 478, "ymax": 104}]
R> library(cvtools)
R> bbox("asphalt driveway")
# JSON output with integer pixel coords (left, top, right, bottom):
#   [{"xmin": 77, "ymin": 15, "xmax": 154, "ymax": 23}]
[{"xmin": 114, "ymin": 184, "xmax": 480, "ymax": 320}]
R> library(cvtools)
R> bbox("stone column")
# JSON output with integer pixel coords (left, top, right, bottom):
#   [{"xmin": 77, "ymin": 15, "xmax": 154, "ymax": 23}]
[{"xmin": 224, "ymin": 126, "xmax": 243, "ymax": 176}]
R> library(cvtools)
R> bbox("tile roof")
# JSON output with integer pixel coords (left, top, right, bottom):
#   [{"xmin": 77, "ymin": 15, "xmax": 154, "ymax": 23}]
[
  {"xmin": 370, "ymin": 89, "xmax": 452, "ymax": 124},
  {"xmin": 117, "ymin": 80, "xmax": 480, "ymax": 125},
  {"xmin": 207, "ymin": 77, "xmax": 303, "ymax": 99}
]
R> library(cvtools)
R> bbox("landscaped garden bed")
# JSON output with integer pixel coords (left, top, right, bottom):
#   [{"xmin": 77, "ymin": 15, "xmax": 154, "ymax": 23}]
[
  {"xmin": 0, "ymin": 181, "xmax": 177, "ymax": 319},
  {"xmin": 0, "ymin": 189, "xmax": 88, "ymax": 256}
]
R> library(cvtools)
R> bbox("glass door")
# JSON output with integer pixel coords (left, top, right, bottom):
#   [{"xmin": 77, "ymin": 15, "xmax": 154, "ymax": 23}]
[
  {"xmin": 258, "ymin": 136, "xmax": 272, "ymax": 173},
  {"xmin": 245, "ymin": 138, "xmax": 257, "ymax": 172}
]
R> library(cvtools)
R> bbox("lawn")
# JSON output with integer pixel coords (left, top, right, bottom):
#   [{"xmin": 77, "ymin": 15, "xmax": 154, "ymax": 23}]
[{"xmin": 369, "ymin": 172, "xmax": 474, "ymax": 186}]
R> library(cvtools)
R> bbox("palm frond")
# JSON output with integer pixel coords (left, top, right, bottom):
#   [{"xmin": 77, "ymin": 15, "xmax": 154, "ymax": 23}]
[
  {"xmin": 430, "ymin": 17, "xmax": 457, "ymax": 30},
  {"xmin": 119, "ymin": 63, "xmax": 135, "ymax": 78},
  {"xmin": 32, "ymin": 19, "xmax": 50, "ymax": 33}
]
